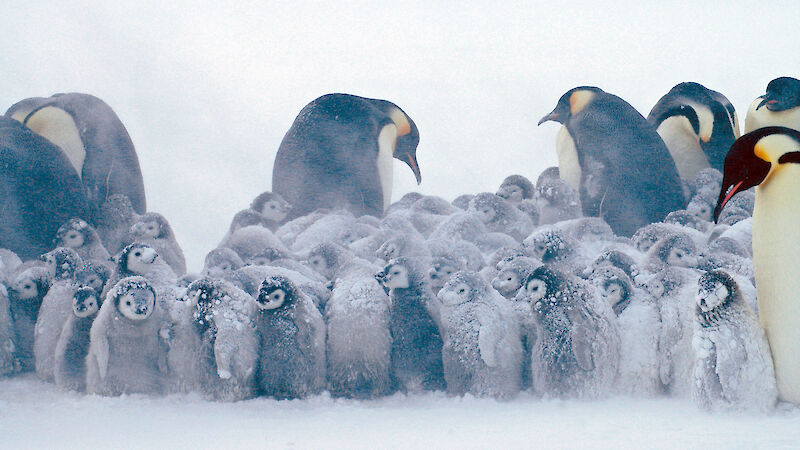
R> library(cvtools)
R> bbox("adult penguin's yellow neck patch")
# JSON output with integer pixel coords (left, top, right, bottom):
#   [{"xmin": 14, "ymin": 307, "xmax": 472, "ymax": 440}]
[{"xmin": 569, "ymin": 90, "xmax": 595, "ymax": 115}]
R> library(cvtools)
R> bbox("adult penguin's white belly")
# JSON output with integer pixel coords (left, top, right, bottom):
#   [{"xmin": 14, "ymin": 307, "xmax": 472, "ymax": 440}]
[
  {"xmin": 377, "ymin": 123, "xmax": 397, "ymax": 211},
  {"xmin": 753, "ymin": 164, "xmax": 800, "ymax": 403}
]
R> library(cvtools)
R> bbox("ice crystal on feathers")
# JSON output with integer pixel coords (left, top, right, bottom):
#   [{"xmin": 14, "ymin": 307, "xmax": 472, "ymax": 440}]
[
  {"xmin": 54, "ymin": 218, "xmax": 110, "ymax": 263},
  {"xmin": 437, "ymin": 271, "xmax": 522, "ymax": 399}
]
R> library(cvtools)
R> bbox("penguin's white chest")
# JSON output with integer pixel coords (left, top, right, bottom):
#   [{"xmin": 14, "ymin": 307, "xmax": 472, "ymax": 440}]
[
  {"xmin": 25, "ymin": 106, "xmax": 86, "ymax": 179},
  {"xmin": 753, "ymin": 165, "xmax": 800, "ymax": 403},
  {"xmin": 556, "ymin": 126, "xmax": 581, "ymax": 190},
  {"xmin": 657, "ymin": 115, "xmax": 710, "ymax": 180},
  {"xmin": 377, "ymin": 124, "xmax": 397, "ymax": 211},
  {"xmin": 745, "ymin": 100, "xmax": 800, "ymax": 134}
]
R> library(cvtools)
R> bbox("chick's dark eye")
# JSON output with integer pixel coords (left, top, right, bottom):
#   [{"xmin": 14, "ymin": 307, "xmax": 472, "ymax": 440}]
[{"xmin": 125, "ymin": 300, "xmax": 131, "ymax": 306}]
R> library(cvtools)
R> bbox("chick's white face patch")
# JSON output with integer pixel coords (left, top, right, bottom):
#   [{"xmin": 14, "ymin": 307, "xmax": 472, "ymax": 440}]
[
  {"xmin": 118, "ymin": 288, "xmax": 155, "ymax": 321},
  {"xmin": 73, "ymin": 294, "xmax": 99, "ymax": 318},
  {"xmin": 258, "ymin": 288, "xmax": 285, "ymax": 310},
  {"xmin": 383, "ymin": 264, "xmax": 410, "ymax": 290},
  {"xmin": 61, "ymin": 230, "xmax": 85, "ymax": 248}
]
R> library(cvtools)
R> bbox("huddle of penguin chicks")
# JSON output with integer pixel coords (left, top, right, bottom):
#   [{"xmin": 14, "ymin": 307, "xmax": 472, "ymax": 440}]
[{"xmin": 193, "ymin": 164, "xmax": 769, "ymax": 409}]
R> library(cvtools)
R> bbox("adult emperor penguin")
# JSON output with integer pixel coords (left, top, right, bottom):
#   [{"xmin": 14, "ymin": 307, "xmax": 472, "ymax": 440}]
[
  {"xmin": 539, "ymin": 86, "xmax": 685, "ymax": 237},
  {"xmin": 714, "ymin": 126, "xmax": 800, "ymax": 404},
  {"xmin": 648, "ymin": 82, "xmax": 740, "ymax": 180},
  {"xmin": 272, "ymin": 93, "xmax": 421, "ymax": 219},
  {"xmin": 744, "ymin": 77, "xmax": 800, "ymax": 133},
  {"xmin": 5, "ymin": 93, "xmax": 147, "ymax": 221},
  {"xmin": 0, "ymin": 116, "xmax": 89, "ymax": 259}
]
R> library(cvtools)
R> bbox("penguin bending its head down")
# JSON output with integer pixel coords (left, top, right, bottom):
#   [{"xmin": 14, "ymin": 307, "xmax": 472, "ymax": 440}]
[
  {"xmin": 273, "ymin": 93, "xmax": 421, "ymax": 219},
  {"xmin": 5, "ymin": 93, "xmax": 147, "ymax": 222},
  {"xmin": 744, "ymin": 77, "xmax": 800, "ymax": 134},
  {"xmin": 714, "ymin": 126, "xmax": 800, "ymax": 404},
  {"xmin": 648, "ymin": 82, "xmax": 740, "ymax": 180},
  {"xmin": 539, "ymin": 86, "xmax": 685, "ymax": 236}
]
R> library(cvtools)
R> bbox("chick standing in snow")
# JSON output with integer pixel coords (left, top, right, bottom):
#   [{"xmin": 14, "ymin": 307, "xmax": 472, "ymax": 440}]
[
  {"xmin": 8, "ymin": 266, "xmax": 50, "ymax": 372},
  {"xmin": 437, "ymin": 270, "xmax": 522, "ymax": 399},
  {"xmin": 128, "ymin": 212, "xmax": 187, "ymax": 276},
  {"xmin": 692, "ymin": 270, "xmax": 777, "ymax": 412},
  {"xmin": 86, "ymin": 276, "xmax": 167, "ymax": 396},
  {"xmin": 375, "ymin": 258, "xmax": 445, "ymax": 392},
  {"xmin": 522, "ymin": 266, "xmax": 620, "ymax": 399},
  {"xmin": 254, "ymin": 276, "xmax": 326, "ymax": 399},
  {"xmin": 0, "ymin": 282, "xmax": 17, "ymax": 375},
  {"xmin": 54, "ymin": 287, "xmax": 102, "ymax": 391},
  {"xmin": 592, "ymin": 266, "xmax": 661, "ymax": 396},
  {"xmin": 175, "ymin": 278, "xmax": 259, "ymax": 401},
  {"xmin": 34, "ymin": 247, "xmax": 83, "ymax": 382},
  {"xmin": 308, "ymin": 242, "xmax": 392, "ymax": 398}
]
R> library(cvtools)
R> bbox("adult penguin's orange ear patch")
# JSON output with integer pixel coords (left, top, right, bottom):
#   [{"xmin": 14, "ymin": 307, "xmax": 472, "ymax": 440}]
[
  {"xmin": 25, "ymin": 106, "xmax": 86, "ymax": 179},
  {"xmin": 389, "ymin": 108, "xmax": 411, "ymax": 137}
]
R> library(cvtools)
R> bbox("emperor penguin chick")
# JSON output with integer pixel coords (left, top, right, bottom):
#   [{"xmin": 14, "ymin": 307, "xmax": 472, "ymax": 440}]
[
  {"xmin": 437, "ymin": 271, "xmax": 522, "ymax": 399},
  {"xmin": 34, "ymin": 247, "xmax": 83, "ymax": 382},
  {"xmin": 692, "ymin": 270, "xmax": 777, "ymax": 412},
  {"xmin": 254, "ymin": 276, "xmax": 326, "ymax": 399},
  {"xmin": 178, "ymin": 278, "xmax": 259, "ymax": 401},
  {"xmin": 8, "ymin": 266, "xmax": 50, "ymax": 372},
  {"xmin": 128, "ymin": 212, "xmax": 186, "ymax": 276},
  {"xmin": 54, "ymin": 218, "xmax": 110, "ymax": 263},
  {"xmin": 522, "ymin": 266, "xmax": 620, "ymax": 399},
  {"xmin": 0, "ymin": 283, "xmax": 16, "ymax": 376},
  {"xmin": 54, "ymin": 287, "xmax": 102, "ymax": 391},
  {"xmin": 468, "ymin": 192, "xmax": 534, "ymax": 241},
  {"xmin": 86, "ymin": 276, "xmax": 166, "ymax": 396},
  {"xmin": 308, "ymin": 243, "xmax": 392, "ymax": 398},
  {"xmin": 249, "ymin": 191, "xmax": 292, "ymax": 231},
  {"xmin": 375, "ymin": 258, "xmax": 445, "ymax": 392},
  {"xmin": 497, "ymin": 174, "xmax": 535, "ymax": 204},
  {"xmin": 95, "ymin": 194, "xmax": 140, "ymax": 256}
]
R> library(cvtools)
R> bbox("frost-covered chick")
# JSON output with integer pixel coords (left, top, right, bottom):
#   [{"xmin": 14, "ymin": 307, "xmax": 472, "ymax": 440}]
[
  {"xmin": 522, "ymin": 227, "xmax": 585, "ymax": 275},
  {"xmin": 54, "ymin": 218, "xmax": 110, "ymax": 263},
  {"xmin": 129, "ymin": 212, "xmax": 187, "ymax": 276},
  {"xmin": 168, "ymin": 278, "xmax": 259, "ymax": 400},
  {"xmin": 510, "ymin": 275, "xmax": 541, "ymax": 391},
  {"xmin": 691, "ymin": 167, "xmax": 723, "ymax": 199},
  {"xmin": 232, "ymin": 264, "xmax": 331, "ymax": 314},
  {"xmin": 686, "ymin": 189, "xmax": 716, "ymax": 222},
  {"xmin": 632, "ymin": 222, "xmax": 706, "ymax": 255},
  {"xmin": 227, "ymin": 209, "xmax": 275, "ymax": 236},
  {"xmin": 105, "ymin": 243, "xmax": 178, "ymax": 301},
  {"xmin": 202, "ymin": 248, "xmax": 244, "ymax": 280},
  {"xmin": 645, "ymin": 267, "xmax": 698, "ymax": 396},
  {"xmin": 536, "ymin": 166, "xmax": 561, "ymax": 187},
  {"xmin": 426, "ymin": 238, "xmax": 485, "ymax": 273},
  {"xmin": 497, "ymin": 174, "xmax": 535, "ymax": 204},
  {"xmin": 218, "ymin": 225, "xmax": 289, "ymax": 267},
  {"xmin": 95, "ymin": 194, "xmax": 139, "ymax": 256},
  {"xmin": 428, "ymin": 212, "xmax": 489, "ymax": 246},
  {"xmin": 290, "ymin": 213, "xmax": 360, "ymax": 254},
  {"xmin": 53, "ymin": 287, "xmax": 102, "ymax": 391},
  {"xmin": 375, "ymin": 234, "xmax": 431, "ymax": 263},
  {"xmin": 375, "ymin": 258, "xmax": 445, "ymax": 392},
  {"xmin": 716, "ymin": 191, "xmax": 755, "ymax": 226},
  {"xmin": 480, "ymin": 246, "xmax": 525, "ymax": 284},
  {"xmin": 275, "ymin": 210, "xmax": 328, "ymax": 248},
  {"xmin": 437, "ymin": 271, "xmax": 522, "ymax": 399},
  {"xmin": 86, "ymin": 277, "xmax": 167, "ymax": 396},
  {"xmin": 643, "ymin": 232, "xmax": 700, "ymax": 272},
  {"xmin": 515, "ymin": 198, "xmax": 540, "ymax": 228},
  {"xmin": 451, "ymin": 194, "xmax": 474, "ymax": 210},
  {"xmin": 692, "ymin": 270, "xmax": 777, "ymax": 412},
  {"xmin": 582, "ymin": 248, "xmax": 641, "ymax": 281},
  {"xmin": 0, "ymin": 283, "xmax": 17, "ymax": 376},
  {"xmin": 74, "ymin": 261, "xmax": 111, "ymax": 294},
  {"xmin": 242, "ymin": 248, "xmax": 290, "ymax": 267},
  {"xmin": 535, "ymin": 177, "xmax": 582, "ymax": 225},
  {"xmin": 307, "ymin": 243, "xmax": 393, "ymax": 398},
  {"xmin": 34, "ymin": 247, "xmax": 83, "ymax": 382},
  {"xmin": 522, "ymin": 266, "xmax": 620, "ymax": 399},
  {"xmin": 254, "ymin": 276, "xmax": 326, "ymax": 399},
  {"xmin": 492, "ymin": 255, "xmax": 540, "ymax": 299},
  {"xmin": 388, "ymin": 195, "xmax": 456, "ymax": 238},
  {"xmin": 592, "ymin": 267, "xmax": 661, "ymax": 396},
  {"xmin": 7, "ymin": 266, "xmax": 50, "ymax": 372},
  {"xmin": 249, "ymin": 191, "xmax": 292, "ymax": 231},
  {"xmin": 385, "ymin": 192, "xmax": 424, "ymax": 215},
  {"xmin": 468, "ymin": 193, "xmax": 534, "ymax": 241},
  {"xmin": 428, "ymin": 255, "xmax": 461, "ymax": 294},
  {"xmin": 664, "ymin": 210, "xmax": 711, "ymax": 233}
]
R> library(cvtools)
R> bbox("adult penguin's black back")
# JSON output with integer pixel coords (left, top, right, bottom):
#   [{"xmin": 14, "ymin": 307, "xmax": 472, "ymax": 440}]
[
  {"xmin": 0, "ymin": 116, "xmax": 89, "ymax": 259},
  {"xmin": 539, "ymin": 87, "xmax": 684, "ymax": 237},
  {"xmin": 6, "ymin": 93, "xmax": 147, "ymax": 221},
  {"xmin": 273, "ymin": 94, "xmax": 420, "ymax": 219}
]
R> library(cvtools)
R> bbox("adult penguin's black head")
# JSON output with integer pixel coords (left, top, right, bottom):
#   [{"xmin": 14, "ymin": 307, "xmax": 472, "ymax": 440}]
[
  {"xmin": 757, "ymin": 77, "xmax": 800, "ymax": 112},
  {"xmin": 538, "ymin": 86, "xmax": 604, "ymax": 125},
  {"xmin": 714, "ymin": 126, "xmax": 800, "ymax": 222}
]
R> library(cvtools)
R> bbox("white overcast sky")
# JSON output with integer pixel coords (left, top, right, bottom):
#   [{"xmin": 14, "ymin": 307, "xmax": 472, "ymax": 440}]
[{"xmin": 2, "ymin": 1, "xmax": 798, "ymax": 270}]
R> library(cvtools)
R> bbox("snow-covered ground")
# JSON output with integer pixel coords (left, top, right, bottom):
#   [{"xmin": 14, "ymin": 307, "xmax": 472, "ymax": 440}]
[{"xmin": 1, "ymin": 374, "xmax": 798, "ymax": 449}]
